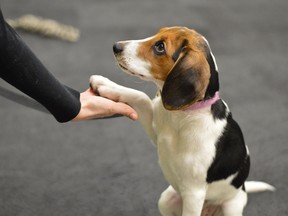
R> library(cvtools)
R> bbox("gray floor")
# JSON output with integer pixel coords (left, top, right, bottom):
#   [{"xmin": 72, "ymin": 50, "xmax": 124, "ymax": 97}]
[{"xmin": 0, "ymin": 0, "xmax": 287, "ymax": 215}]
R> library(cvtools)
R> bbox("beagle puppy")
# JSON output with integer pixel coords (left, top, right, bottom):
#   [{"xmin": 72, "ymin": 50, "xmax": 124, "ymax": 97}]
[{"xmin": 90, "ymin": 27, "xmax": 274, "ymax": 216}]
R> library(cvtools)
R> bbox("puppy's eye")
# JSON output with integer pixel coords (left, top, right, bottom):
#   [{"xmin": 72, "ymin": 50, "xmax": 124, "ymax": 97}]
[{"xmin": 154, "ymin": 41, "xmax": 166, "ymax": 55}]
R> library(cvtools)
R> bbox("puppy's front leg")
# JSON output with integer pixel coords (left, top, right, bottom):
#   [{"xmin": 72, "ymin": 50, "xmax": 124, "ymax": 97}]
[
  {"xmin": 181, "ymin": 186, "xmax": 207, "ymax": 216},
  {"xmin": 90, "ymin": 75, "xmax": 156, "ymax": 143}
]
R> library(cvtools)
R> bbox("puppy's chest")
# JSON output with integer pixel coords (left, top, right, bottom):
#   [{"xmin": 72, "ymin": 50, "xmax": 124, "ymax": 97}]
[{"xmin": 152, "ymin": 100, "xmax": 225, "ymax": 186}]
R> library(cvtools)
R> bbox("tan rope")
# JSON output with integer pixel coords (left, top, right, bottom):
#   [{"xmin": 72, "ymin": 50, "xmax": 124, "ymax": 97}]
[{"xmin": 6, "ymin": 15, "xmax": 80, "ymax": 42}]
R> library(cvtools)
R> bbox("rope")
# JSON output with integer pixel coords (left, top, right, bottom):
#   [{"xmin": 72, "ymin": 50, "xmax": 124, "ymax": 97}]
[{"xmin": 6, "ymin": 14, "xmax": 80, "ymax": 42}]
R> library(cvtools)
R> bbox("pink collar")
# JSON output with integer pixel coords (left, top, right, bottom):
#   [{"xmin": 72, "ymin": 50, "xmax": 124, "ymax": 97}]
[{"xmin": 184, "ymin": 92, "xmax": 220, "ymax": 111}]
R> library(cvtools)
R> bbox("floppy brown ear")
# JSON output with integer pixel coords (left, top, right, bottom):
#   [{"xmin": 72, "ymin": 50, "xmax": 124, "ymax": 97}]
[{"xmin": 161, "ymin": 48, "xmax": 210, "ymax": 110}]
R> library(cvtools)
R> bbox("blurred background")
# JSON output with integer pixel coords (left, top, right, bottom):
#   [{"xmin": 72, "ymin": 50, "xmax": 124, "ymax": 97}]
[{"xmin": 0, "ymin": 0, "xmax": 287, "ymax": 215}]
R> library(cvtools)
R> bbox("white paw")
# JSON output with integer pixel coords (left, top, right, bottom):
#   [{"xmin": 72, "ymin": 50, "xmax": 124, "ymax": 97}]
[
  {"xmin": 90, "ymin": 75, "xmax": 117, "ymax": 89},
  {"xmin": 89, "ymin": 75, "xmax": 121, "ymax": 101}
]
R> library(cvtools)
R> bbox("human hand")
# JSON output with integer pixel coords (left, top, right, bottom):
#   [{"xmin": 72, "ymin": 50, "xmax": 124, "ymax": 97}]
[{"xmin": 73, "ymin": 88, "xmax": 138, "ymax": 121}]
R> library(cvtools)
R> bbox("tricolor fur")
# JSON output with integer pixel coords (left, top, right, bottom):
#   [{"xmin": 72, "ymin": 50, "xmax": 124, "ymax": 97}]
[{"xmin": 90, "ymin": 27, "xmax": 274, "ymax": 216}]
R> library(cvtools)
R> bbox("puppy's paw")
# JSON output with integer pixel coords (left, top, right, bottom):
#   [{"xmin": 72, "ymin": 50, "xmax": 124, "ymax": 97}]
[
  {"xmin": 89, "ymin": 75, "xmax": 121, "ymax": 101},
  {"xmin": 90, "ymin": 75, "xmax": 117, "ymax": 90}
]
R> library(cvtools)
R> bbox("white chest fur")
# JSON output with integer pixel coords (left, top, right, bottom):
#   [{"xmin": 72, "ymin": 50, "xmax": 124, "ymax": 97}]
[{"xmin": 152, "ymin": 97, "xmax": 227, "ymax": 193}]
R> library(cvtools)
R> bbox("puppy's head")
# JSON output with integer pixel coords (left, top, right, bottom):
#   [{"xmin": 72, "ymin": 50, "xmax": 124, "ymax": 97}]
[{"xmin": 113, "ymin": 26, "xmax": 219, "ymax": 110}]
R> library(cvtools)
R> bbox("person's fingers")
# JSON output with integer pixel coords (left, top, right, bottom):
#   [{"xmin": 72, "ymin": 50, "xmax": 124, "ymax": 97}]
[
  {"xmin": 110, "ymin": 102, "xmax": 138, "ymax": 120},
  {"xmin": 84, "ymin": 88, "xmax": 97, "ymax": 96},
  {"xmin": 76, "ymin": 90, "xmax": 138, "ymax": 121}
]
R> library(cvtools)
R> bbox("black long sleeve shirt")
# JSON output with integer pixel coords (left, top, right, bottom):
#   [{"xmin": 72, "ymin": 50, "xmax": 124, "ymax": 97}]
[{"xmin": 0, "ymin": 9, "xmax": 81, "ymax": 122}]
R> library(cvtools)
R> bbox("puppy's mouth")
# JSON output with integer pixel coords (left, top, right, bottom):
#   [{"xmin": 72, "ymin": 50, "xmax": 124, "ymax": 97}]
[
  {"xmin": 118, "ymin": 62, "xmax": 146, "ymax": 79},
  {"xmin": 119, "ymin": 63, "xmax": 128, "ymax": 71}
]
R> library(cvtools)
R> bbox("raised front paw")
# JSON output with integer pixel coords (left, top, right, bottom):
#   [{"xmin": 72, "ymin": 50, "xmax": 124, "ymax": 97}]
[
  {"xmin": 90, "ymin": 75, "xmax": 117, "ymax": 90},
  {"xmin": 89, "ymin": 75, "xmax": 121, "ymax": 101}
]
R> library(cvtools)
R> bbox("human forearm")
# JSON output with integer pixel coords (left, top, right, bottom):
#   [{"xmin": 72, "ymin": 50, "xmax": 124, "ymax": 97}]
[{"xmin": 0, "ymin": 9, "xmax": 81, "ymax": 122}]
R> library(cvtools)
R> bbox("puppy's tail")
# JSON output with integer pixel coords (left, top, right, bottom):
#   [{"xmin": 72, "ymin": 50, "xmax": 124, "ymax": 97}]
[{"xmin": 245, "ymin": 181, "xmax": 275, "ymax": 193}]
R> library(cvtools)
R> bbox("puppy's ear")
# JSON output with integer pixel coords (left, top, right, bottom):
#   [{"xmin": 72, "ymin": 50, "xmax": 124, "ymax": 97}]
[{"xmin": 161, "ymin": 47, "xmax": 210, "ymax": 110}]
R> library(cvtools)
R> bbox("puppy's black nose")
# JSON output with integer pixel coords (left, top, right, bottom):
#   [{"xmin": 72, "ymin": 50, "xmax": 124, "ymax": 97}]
[{"xmin": 113, "ymin": 42, "xmax": 123, "ymax": 54}]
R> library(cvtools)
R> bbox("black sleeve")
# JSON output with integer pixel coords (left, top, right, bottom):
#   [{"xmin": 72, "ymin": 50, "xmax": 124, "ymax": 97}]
[{"xmin": 0, "ymin": 9, "xmax": 81, "ymax": 122}]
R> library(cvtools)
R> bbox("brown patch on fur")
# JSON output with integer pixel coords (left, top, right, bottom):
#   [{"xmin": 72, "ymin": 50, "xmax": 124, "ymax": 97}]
[{"xmin": 186, "ymin": 51, "xmax": 211, "ymax": 101}]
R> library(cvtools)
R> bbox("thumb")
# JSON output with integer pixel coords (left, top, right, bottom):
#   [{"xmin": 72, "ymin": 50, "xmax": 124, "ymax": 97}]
[{"xmin": 111, "ymin": 102, "xmax": 138, "ymax": 120}]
